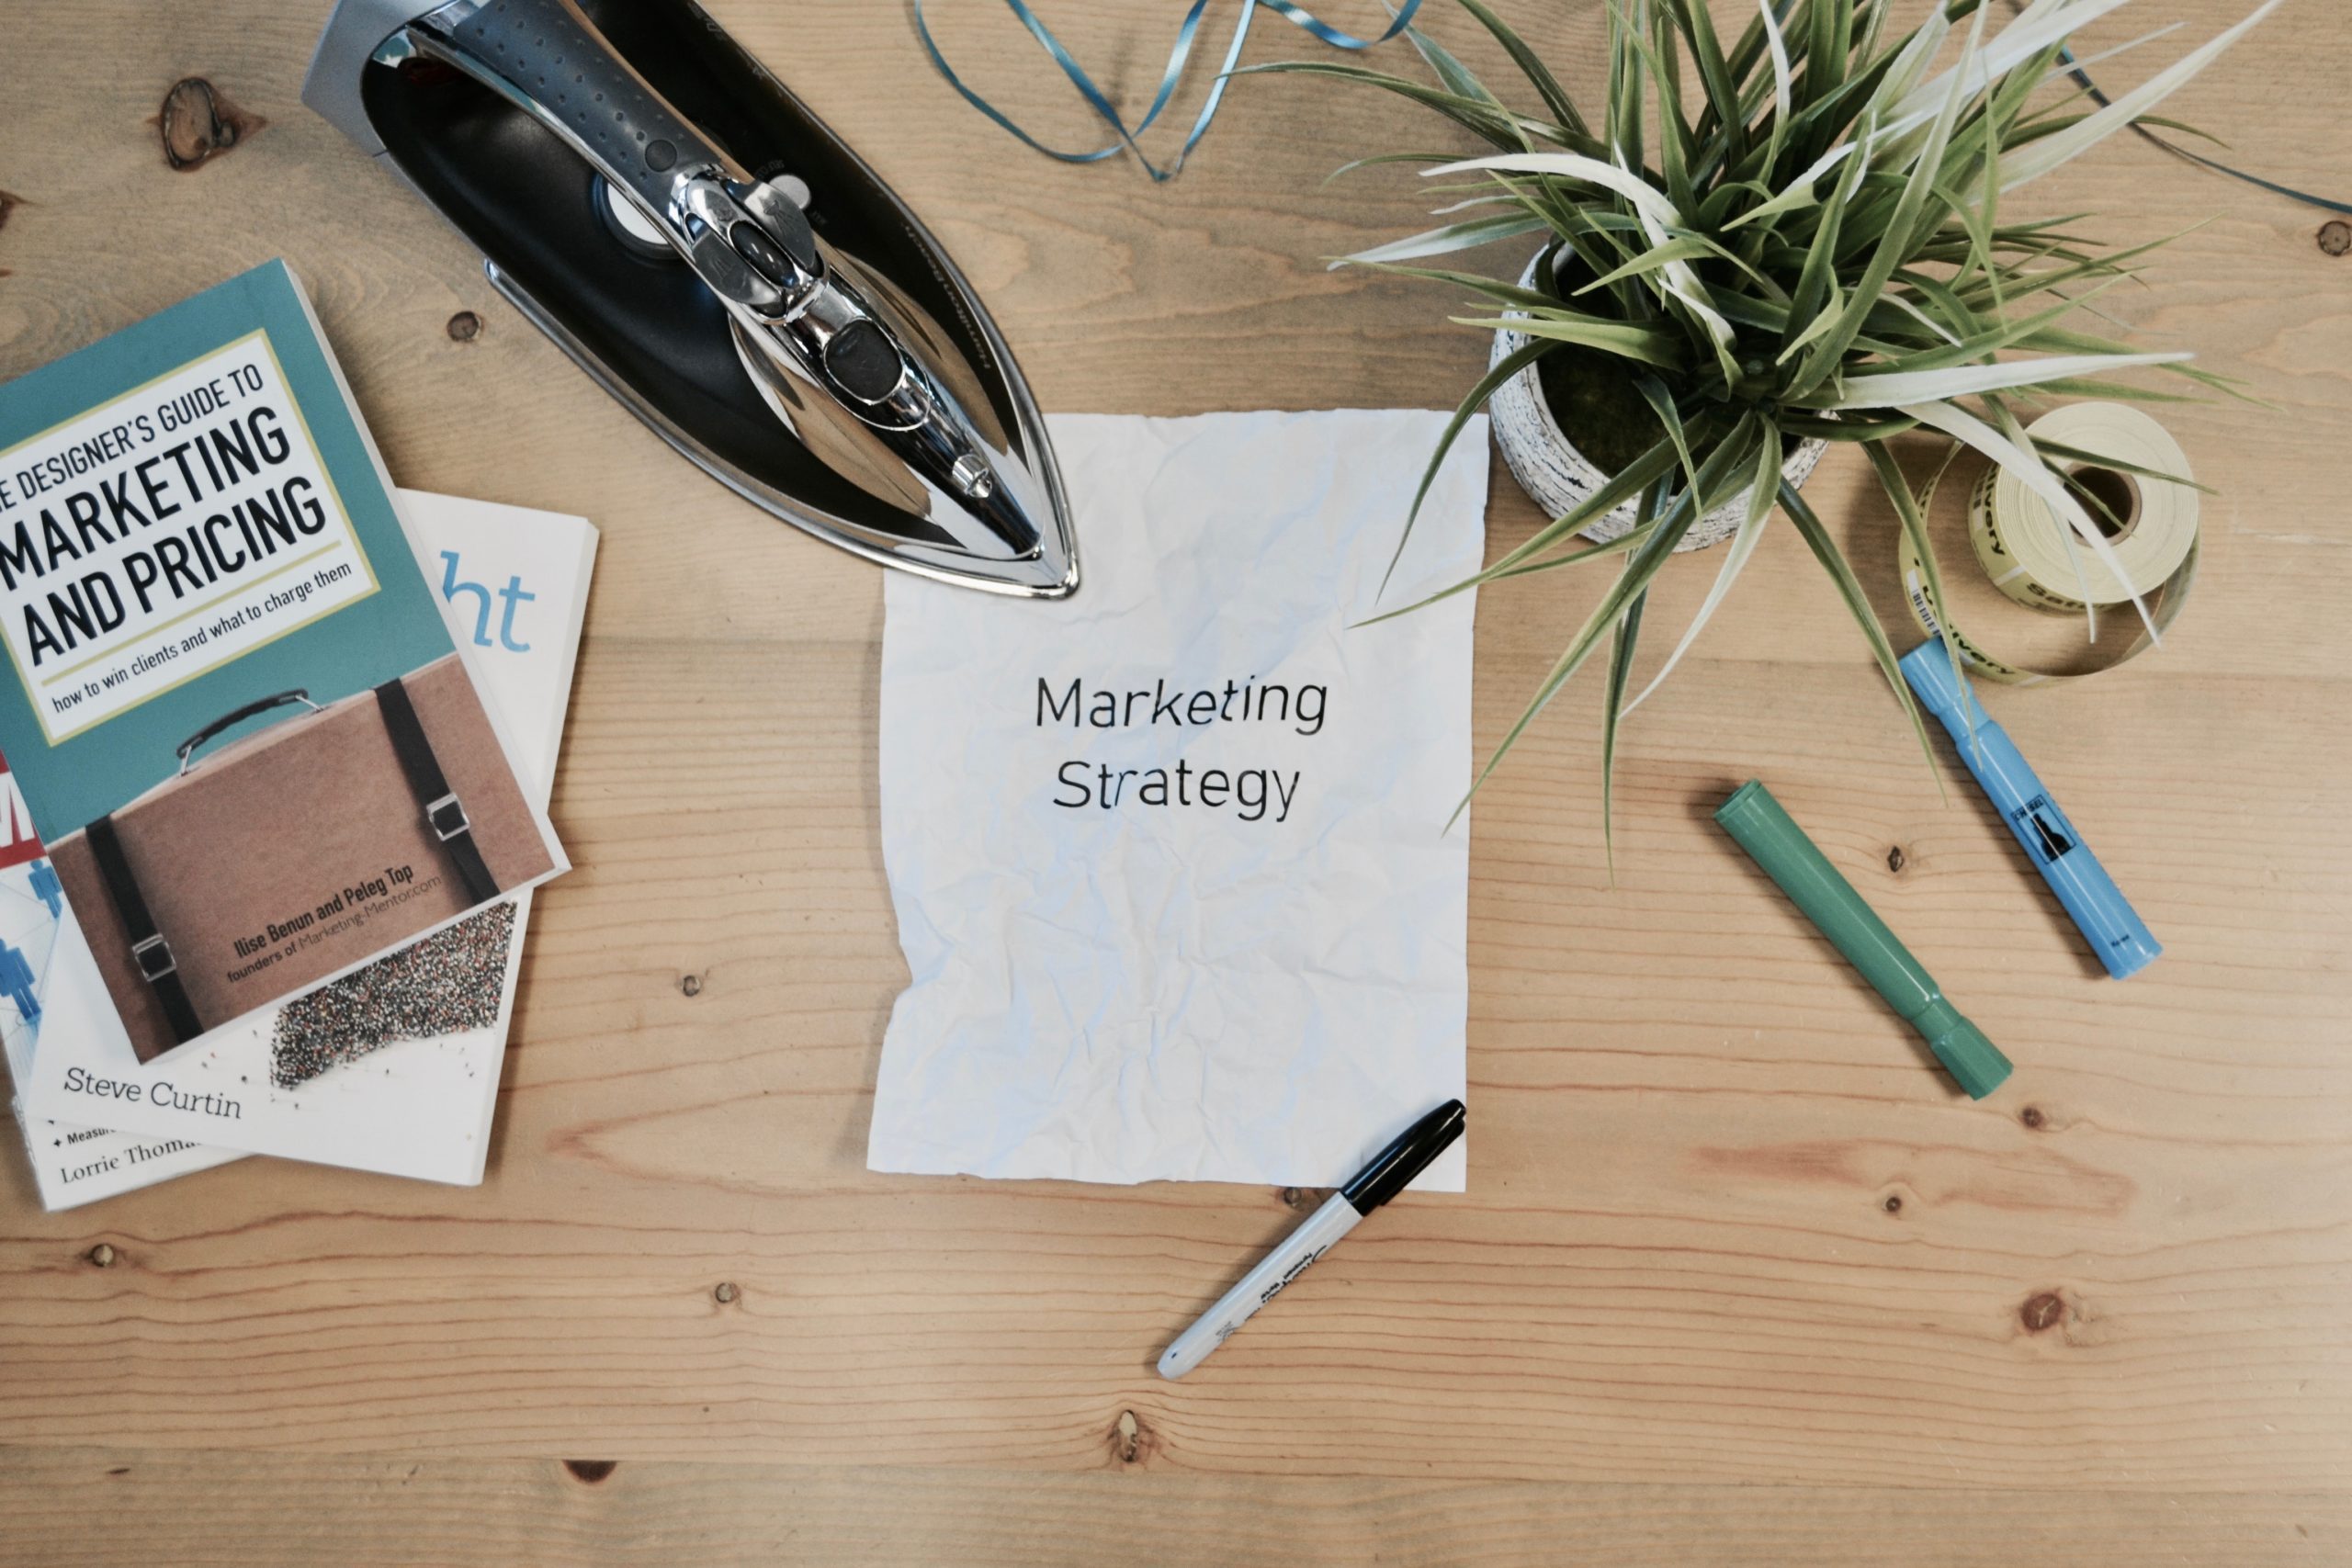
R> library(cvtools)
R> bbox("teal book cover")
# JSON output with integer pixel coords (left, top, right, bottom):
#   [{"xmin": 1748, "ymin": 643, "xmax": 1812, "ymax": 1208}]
[{"xmin": 0, "ymin": 260, "xmax": 566, "ymax": 1066}]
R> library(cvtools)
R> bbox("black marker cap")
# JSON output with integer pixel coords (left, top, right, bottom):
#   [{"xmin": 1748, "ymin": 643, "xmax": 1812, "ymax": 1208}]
[{"xmin": 1340, "ymin": 1099, "xmax": 1465, "ymax": 1215}]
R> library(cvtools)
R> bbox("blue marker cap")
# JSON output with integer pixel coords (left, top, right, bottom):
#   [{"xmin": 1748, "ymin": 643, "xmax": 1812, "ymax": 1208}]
[{"xmin": 1899, "ymin": 641, "xmax": 2161, "ymax": 980}]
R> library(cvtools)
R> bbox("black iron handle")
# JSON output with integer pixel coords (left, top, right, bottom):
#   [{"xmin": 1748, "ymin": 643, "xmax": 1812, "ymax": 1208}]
[{"xmin": 423, "ymin": 0, "xmax": 731, "ymax": 221}]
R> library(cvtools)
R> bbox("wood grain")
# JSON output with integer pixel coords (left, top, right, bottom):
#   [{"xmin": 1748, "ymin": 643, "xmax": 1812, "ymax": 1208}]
[
  {"xmin": 1, "ymin": 0, "xmax": 2349, "ymax": 1562},
  {"xmin": 4, "ymin": 1446, "xmax": 2349, "ymax": 1567}
]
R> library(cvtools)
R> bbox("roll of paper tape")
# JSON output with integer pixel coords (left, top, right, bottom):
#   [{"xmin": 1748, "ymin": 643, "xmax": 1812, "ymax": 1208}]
[{"xmin": 1902, "ymin": 403, "xmax": 2199, "ymax": 686}]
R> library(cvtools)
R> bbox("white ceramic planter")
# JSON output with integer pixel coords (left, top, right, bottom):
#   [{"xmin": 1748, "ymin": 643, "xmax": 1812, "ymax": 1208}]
[{"xmin": 1487, "ymin": 254, "xmax": 1826, "ymax": 550}]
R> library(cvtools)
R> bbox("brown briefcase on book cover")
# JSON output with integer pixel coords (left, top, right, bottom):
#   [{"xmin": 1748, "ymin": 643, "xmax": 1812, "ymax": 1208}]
[{"xmin": 49, "ymin": 652, "xmax": 554, "ymax": 1063}]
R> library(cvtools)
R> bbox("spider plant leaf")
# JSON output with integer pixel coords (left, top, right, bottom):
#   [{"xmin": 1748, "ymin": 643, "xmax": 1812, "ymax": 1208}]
[
  {"xmin": 1449, "ymin": 314, "xmax": 1689, "ymax": 369},
  {"xmin": 1781, "ymin": 409, "xmax": 1917, "ymax": 442},
  {"xmin": 1341, "ymin": 259, "xmax": 1559, "ymax": 310},
  {"xmin": 1456, "ymin": 0, "xmax": 1589, "ymax": 137},
  {"xmin": 1450, "ymin": 145, "xmax": 1743, "ymax": 378},
  {"xmin": 1774, "ymin": 478, "xmax": 1940, "ymax": 777},
  {"xmin": 1466, "ymin": 426, "xmax": 1691, "ymax": 578},
  {"xmin": 1987, "ymin": 392, "xmax": 2099, "ymax": 621},
  {"xmin": 1877, "ymin": 289, "xmax": 1962, "ymax": 346},
  {"xmin": 1885, "ymin": 0, "xmax": 2136, "ymax": 127},
  {"xmin": 1577, "ymin": 233, "xmax": 1736, "ymax": 298},
  {"xmin": 1608, "ymin": 0, "xmax": 1644, "ymax": 175},
  {"xmin": 1381, "ymin": 335, "xmax": 1553, "ymax": 598},
  {"xmin": 1646, "ymin": 20, "xmax": 1702, "ymax": 218},
  {"xmin": 1997, "ymin": 1, "xmax": 2284, "ymax": 191},
  {"xmin": 1777, "ymin": 114, "xmax": 1873, "ymax": 355},
  {"xmin": 1651, "ymin": 228, "xmax": 1790, "ymax": 299},
  {"xmin": 1664, "ymin": 0, "xmax": 1747, "ymax": 166},
  {"xmin": 1600, "ymin": 569, "xmax": 1650, "ymax": 877},
  {"xmin": 2060, "ymin": 20, "xmax": 2190, "ymax": 76},
  {"xmin": 1996, "ymin": 376, "xmax": 2210, "ymax": 404},
  {"xmin": 1854, "ymin": 0, "xmax": 1895, "ymax": 65},
  {"xmin": 1363, "ymin": 434, "xmax": 1687, "ymax": 625},
  {"xmin": 1978, "ymin": 225, "xmax": 2197, "ymax": 306},
  {"xmin": 1634, "ymin": 373, "xmax": 1702, "ymax": 498},
  {"xmin": 1803, "ymin": 350, "xmax": 2192, "ymax": 409},
  {"xmin": 1494, "ymin": 526, "xmax": 1668, "ymax": 581},
  {"xmin": 2030, "ymin": 436, "xmax": 2214, "ymax": 494},
  {"xmin": 2132, "ymin": 113, "xmax": 2225, "ymax": 147},
  {"xmin": 1427, "ymin": 151, "xmax": 1680, "ymax": 224},
  {"xmin": 1401, "ymin": 16, "xmax": 1496, "ymax": 105},
  {"xmin": 1722, "ymin": 139, "xmax": 1862, "ymax": 231},
  {"xmin": 1776, "ymin": 288, "xmax": 1843, "ymax": 365},
  {"xmin": 1755, "ymin": 0, "xmax": 1794, "ymax": 170},
  {"xmin": 1722, "ymin": 0, "xmax": 1796, "ymax": 83},
  {"xmin": 1624, "ymin": 420, "xmax": 1780, "ymax": 713},
  {"xmin": 1864, "ymin": 440, "xmax": 1967, "ymax": 773},
  {"xmin": 1860, "ymin": 1, "xmax": 1948, "ymax": 119},
  {"xmin": 1932, "ymin": 179, "xmax": 1998, "ymax": 299},
  {"xmin": 1334, "ymin": 212, "xmax": 1550, "ymax": 266},
  {"xmin": 1238, "ymin": 62, "xmax": 1588, "ymax": 153},
  {"xmin": 1975, "ymin": 59, "xmax": 2006, "ymax": 308},
  {"xmin": 1897, "ymin": 396, "xmax": 2159, "ymax": 640},
  {"xmin": 1788, "ymin": 1, "xmax": 1987, "ymax": 400},
  {"xmin": 1449, "ymin": 430, "xmax": 1755, "ymax": 827},
  {"xmin": 1324, "ymin": 151, "xmax": 1485, "ymax": 184},
  {"xmin": 1804, "ymin": 0, "xmax": 1850, "ymax": 110},
  {"xmin": 1424, "ymin": 190, "xmax": 1539, "ymax": 215},
  {"xmin": 1785, "ymin": 64, "xmax": 1901, "ymax": 171},
  {"xmin": 1483, "ymin": 523, "xmax": 1653, "ymax": 581},
  {"xmin": 1875, "ymin": 279, "xmax": 2127, "ymax": 372}
]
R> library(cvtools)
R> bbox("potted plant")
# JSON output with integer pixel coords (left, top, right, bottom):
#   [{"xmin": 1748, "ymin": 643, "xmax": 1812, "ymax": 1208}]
[{"xmin": 1259, "ymin": 0, "xmax": 2268, "ymax": 850}]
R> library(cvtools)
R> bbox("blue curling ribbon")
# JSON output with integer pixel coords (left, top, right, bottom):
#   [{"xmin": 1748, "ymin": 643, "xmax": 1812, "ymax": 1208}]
[
  {"xmin": 912, "ymin": 0, "xmax": 1423, "ymax": 183},
  {"xmin": 2054, "ymin": 42, "xmax": 2352, "ymax": 218},
  {"xmin": 1996, "ymin": 0, "xmax": 2352, "ymax": 219}
]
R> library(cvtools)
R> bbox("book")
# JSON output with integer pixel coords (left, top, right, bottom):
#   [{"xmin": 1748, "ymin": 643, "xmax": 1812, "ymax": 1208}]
[
  {"xmin": 0, "ymin": 757, "xmax": 244, "ymax": 1207},
  {"xmin": 0, "ymin": 260, "xmax": 566, "ymax": 1067},
  {"xmin": 9, "ymin": 491, "xmax": 594, "ymax": 1198}
]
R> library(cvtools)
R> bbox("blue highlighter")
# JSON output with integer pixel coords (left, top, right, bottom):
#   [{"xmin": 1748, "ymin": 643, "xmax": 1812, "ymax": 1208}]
[{"xmin": 1898, "ymin": 640, "xmax": 2160, "ymax": 979}]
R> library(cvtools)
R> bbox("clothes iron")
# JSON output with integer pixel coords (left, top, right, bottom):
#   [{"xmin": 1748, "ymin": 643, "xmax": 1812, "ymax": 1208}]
[{"xmin": 302, "ymin": 0, "xmax": 1078, "ymax": 597}]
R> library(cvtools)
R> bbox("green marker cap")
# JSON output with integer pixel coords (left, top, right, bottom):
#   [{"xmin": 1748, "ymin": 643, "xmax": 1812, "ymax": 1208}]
[
  {"xmin": 1913, "ymin": 1000, "xmax": 2014, "ymax": 1100},
  {"xmin": 1715, "ymin": 780, "xmax": 2013, "ymax": 1100}
]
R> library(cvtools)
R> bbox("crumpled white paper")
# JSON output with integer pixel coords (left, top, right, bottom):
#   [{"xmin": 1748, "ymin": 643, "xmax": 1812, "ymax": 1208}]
[{"xmin": 869, "ymin": 410, "xmax": 1485, "ymax": 1189}]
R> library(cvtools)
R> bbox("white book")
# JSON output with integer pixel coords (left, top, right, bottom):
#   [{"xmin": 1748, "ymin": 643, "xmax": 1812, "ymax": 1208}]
[
  {"xmin": 0, "ymin": 763, "xmax": 243, "ymax": 1206},
  {"xmin": 6, "ymin": 491, "xmax": 594, "ymax": 1204}
]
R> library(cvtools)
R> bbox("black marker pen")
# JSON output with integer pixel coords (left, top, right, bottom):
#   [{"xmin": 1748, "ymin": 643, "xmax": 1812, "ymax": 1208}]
[{"xmin": 1157, "ymin": 1099, "xmax": 1464, "ymax": 1378}]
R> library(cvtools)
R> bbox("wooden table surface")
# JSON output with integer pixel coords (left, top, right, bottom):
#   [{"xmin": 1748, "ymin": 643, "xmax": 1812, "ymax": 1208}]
[{"xmin": 3, "ymin": 2, "xmax": 2348, "ymax": 1562}]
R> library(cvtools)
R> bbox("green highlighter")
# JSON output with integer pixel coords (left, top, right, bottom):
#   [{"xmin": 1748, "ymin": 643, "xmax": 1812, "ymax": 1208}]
[{"xmin": 1715, "ymin": 780, "xmax": 2012, "ymax": 1100}]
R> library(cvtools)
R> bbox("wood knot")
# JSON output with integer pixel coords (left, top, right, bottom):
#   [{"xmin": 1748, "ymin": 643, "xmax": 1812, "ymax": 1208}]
[
  {"xmin": 1278, "ymin": 1186, "xmax": 1327, "ymax": 1212},
  {"xmin": 561, "ymin": 1460, "xmax": 617, "ymax": 1484},
  {"xmin": 0, "ymin": 190, "xmax": 17, "ymax": 235},
  {"xmin": 1110, "ymin": 1408, "xmax": 1157, "ymax": 1466},
  {"xmin": 1885, "ymin": 845, "xmax": 1905, "ymax": 874},
  {"xmin": 712, "ymin": 1281, "xmax": 739, "ymax": 1305},
  {"xmin": 1882, "ymin": 1193, "xmax": 1903, "ymax": 1214},
  {"xmin": 85, "ymin": 1243, "xmax": 116, "ymax": 1268},
  {"xmin": 156, "ymin": 78, "xmax": 264, "ymax": 172},
  {"xmin": 2020, "ymin": 1105, "xmax": 2046, "ymax": 1130},
  {"xmin": 680, "ymin": 973, "xmax": 703, "ymax": 998},
  {"xmin": 446, "ymin": 310, "xmax": 481, "ymax": 342},
  {"xmin": 2019, "ymin": 1291, "xmax": 2066, "ymax": 1334},
  {"xmin": 2320, "ymin": 220, "xmax": 2352, "ymax": 257}
]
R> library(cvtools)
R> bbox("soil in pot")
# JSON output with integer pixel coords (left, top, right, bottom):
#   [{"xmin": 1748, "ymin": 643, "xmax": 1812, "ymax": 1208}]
[{"xmin": 1532, "ymin": 249, "xmax": 1667, "ymax": 479}]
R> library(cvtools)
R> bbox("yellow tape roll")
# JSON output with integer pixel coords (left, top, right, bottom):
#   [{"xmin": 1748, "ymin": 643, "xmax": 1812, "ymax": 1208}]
[{"xmin": 1902, "ymin": 403, "xmax": 2199, "ymax": 686}]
